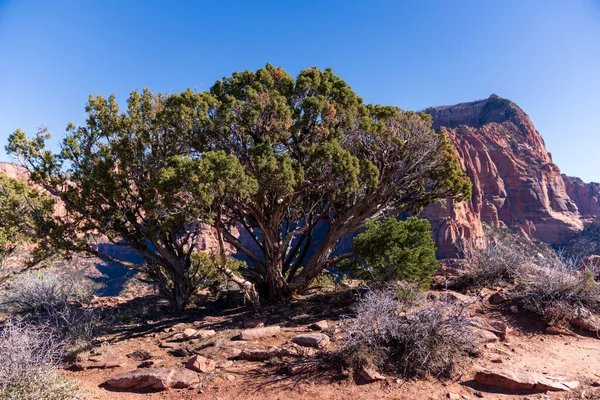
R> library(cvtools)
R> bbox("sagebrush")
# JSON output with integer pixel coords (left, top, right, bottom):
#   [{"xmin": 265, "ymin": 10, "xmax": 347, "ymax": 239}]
[
  {"xmin": 0, "ymin": 321, "xmax": 81, "ymax": 400},
  {"xmin": 0, "ymin": 269, "xmax": 99, "ymax": 342},
  {"xmin": 341, "ymin": 289, "xmax": 472, "ymax": 378}
]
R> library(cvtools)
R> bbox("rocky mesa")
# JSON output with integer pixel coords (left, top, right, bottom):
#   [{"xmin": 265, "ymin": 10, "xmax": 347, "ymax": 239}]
[{"xmin": 421, "ymin": 95, "xmax": 584, "ymax": 258}]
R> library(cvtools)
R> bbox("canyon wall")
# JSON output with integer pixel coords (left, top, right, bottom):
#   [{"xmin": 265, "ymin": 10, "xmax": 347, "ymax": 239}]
[
  {"xmin": 421, "ymin": 95, "xmax": 583, "ymax": 258},
  {"xmin": 562, "ymin": 174, "xmax": 600, "ymax": 217}
]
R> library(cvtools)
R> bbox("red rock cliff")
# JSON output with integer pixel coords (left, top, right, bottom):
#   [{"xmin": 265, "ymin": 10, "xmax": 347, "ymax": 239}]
[
  {"xmin": 562, "ymin": 175, "xmax": 600, "ymax": 217},
  {"xmin": 421, "ymin": 95, "xmax": 583, "ymax": 258}
]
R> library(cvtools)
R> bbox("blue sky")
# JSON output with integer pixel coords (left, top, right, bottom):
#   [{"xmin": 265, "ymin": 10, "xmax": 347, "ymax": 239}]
[{"xmin": 1, "ymin": 0, "xmax": 599, "ymax": 181}]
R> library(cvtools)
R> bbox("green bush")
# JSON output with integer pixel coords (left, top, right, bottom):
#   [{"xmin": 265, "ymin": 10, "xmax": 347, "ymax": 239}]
[
  {"xmin": 189, "ymin": 251, "xmax": 245, "ymax": 296},
  {"xmin": 342, "ymin": 217, "xmax": 439, "ymax": 289}
]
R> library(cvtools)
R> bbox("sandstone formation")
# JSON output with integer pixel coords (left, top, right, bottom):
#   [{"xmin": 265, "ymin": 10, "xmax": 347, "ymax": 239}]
[
  {"xmin": 562, "ymin": 174, "xmax": 600, "ymax": 217},
  {"xmin": 421, "ymin": 95, "xmax": 583, "ymax": 257}
]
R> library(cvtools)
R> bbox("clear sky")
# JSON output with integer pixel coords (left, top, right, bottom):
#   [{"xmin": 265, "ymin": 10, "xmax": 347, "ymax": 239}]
[{"xmin": 1, "ymin": 0, "xmax": 599, "ymax": 181}]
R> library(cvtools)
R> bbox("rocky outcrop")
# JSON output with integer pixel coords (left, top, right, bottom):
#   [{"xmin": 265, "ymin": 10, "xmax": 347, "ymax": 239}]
[
  {"xmin": 0, "ymin": 162, "xmax": 28, "ymax": 180},
  {"xmin": 562, "ymin": 175, "xmax": 600, "ymax": 217},
  {"xmin": 421, "ymin": 95, "xmax": 583, "ymax": 257}
]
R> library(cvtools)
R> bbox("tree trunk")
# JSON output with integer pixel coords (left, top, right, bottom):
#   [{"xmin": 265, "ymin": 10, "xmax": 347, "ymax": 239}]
[{"xmin": 288, "ymin": 231, "xmax": 341, "ymax": 294}]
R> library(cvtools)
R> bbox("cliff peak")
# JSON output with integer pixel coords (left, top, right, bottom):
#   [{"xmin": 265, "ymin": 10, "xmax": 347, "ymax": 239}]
[{"xmin": 425, "ymin": 94, "xmax": 525, "ymax": 130}]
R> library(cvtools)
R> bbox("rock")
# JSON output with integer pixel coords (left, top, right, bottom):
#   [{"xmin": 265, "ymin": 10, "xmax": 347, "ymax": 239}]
[
  {"xmin": 186, "ymin": 355, "xmax": 216, "ymax": 373},
  {"xmin": 308, "ymin": 320, "xmax": 329, "ymax": 331},
  {"xmin": 421, "ymin": 95, "xmax": 583, "ymax": 258},
  {"xmin": 447, "ymin": 394, "xmax": 460, "ymax": 400},
  {"xmin": 106, "ymin": 368, "xmax": 199, "ymax": 390},
  {"xmin": 239, "ymin": 347, "xmax": 288, "ymax": 361},
  {"xmin": 138, "ymin": 359, "xmax": 165, "ymax": 368},
  {"xmin": 290, "ymin": 333, "xmax": 330, "ymax": 348},
  {"xmin": 467, "ymin": 318, "xmax": 508, "ymax": 340},
  {"xmin": 126, "ymin": 349, "xmax": 154, "ymax": 361},
  {"xmin": 182, "ymin": 328, "xmax": 198, "ymax": 339},
  {"xmin": 243, "ymin": 318, "xmax": 266, "ymax": 329},
  {"xmin": 563, "ymin": 176, "xmax": 600, "ymax": 217},
  {"xmin": 225, "ymin": 374, "xmax": 236, "ymax": 381},
  {"xmin": 546, "ymin": 326, "xmax": 577, "ymax": 336},
  {"xmin": 357, "ymin": 366, "xmax": 385, "ymax": 382},
  {"xmin": 219, "ymin": 360, "xmax": 234, "ymax": 369},
  {"xmin": 239, "ymin": 326, "xmax": 281, "ymax": 340},
  {"xmin": 159, "ymin": 341, "xmax": 177, "ymax": 349},
  {"xmin": 470, "ymin": 328, "xmax": 499, "ymax": 344},
  {"xmin": 168, "ymin": 347, "xmax": 194, "ymax": 357},
  {"xmin": 170, "ymin": 328, "xmax": 216, "ymax": 341},
  {"xmin": 569, "ymin": 310, "xmax": 600, "ymax": 332},
  {"xmin": 474, "ymin": 369, "xmax": 579, "ymax": 392},
  {"xmin": 489, "ymin": 291, "xmax": 509, "ymax": 304}
]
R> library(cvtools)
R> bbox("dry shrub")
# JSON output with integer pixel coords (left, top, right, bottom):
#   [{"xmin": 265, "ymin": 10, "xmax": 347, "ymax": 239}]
[
  {"xmin": 0, "ymin": 321, "xmax": 81, "ymax": 400},
  {"xmin": 0, "ymin": 269, "xmax": 99, "ymax": 343},
  {"xmin": 522, "ymin": 255, "xmax": 600, "ymax": 326},
  {"xmin": 341, "ymin": 289, "xmax": 472, "ymax": 378},
  {"xmin": 463, "ymin": 229, "xmax": 530, "ymax": 287}
]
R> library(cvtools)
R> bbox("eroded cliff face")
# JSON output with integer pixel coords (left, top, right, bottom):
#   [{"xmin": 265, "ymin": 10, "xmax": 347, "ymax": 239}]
[
  {"xmin": 421, "ymin": 95, "xmax": 583, "ymax": 258},
  {"xmin": 562, "ymin": 175, "xmax": 600, "ymax": 217}
]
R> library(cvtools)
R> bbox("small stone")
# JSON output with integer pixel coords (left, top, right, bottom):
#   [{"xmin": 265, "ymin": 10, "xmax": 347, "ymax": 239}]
[
  {"xmin": 219, "ymin": 360, "xmax": 234, "ymax": 369},
  {"xmin": 186, "ymin": 355, "xmax": 216, "ymax": 373},
  {"xmin": 243, "ymin": 318, "xmax": 266, "ymax": 329},
  {"xmin": 474, "ymin": 392, "xmax": 483, "ymax": 398},
  {"xmin": 489, "ymin": 291, "xmax": 508, "ymax": 304},
  {"xmin": 447, "ymin": 393, "xmax": 460, "ymax": 400},
  {"xmin": 290, "ymin": 333, "xmax": 330, "ymax": 348},
  {"xmin": 159, "ymin": 341, "xmax": 177, "ymax": 349},
  {"xmin": 126, "ymin": 349, "xmax": 154, "ymax": 361},
  {"xmin": 308, "ymin": 320, "xmax": 329, "ymax": 331},
  {"xmin": 357, "ymin": 365, "xmax": 385, "ymax": 382},
  {"xmin": 491, "ymin": 358, "xmax": 503, "ymax": 363},
  {"xmin": 225, "ymin": 374, "xmax": 236, "ymax": 381},
  {"xmin": 510, "ymin": 305, "xmax": 519, "ymax": 314},
  {"xmin": 138, "ymin": 359, "xmax": 165, "ymax": 368}
]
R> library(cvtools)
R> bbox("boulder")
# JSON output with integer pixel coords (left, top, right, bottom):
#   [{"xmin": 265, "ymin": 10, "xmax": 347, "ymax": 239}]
[
  {"xmin": 290, "ymin": 333, "xmax": 330, "ymax": 348},
  {"xmin": 185, "ymin": 355, "xmax": 216, "ymax": 373},
  {"xmin": 239, "ymin": 326, "xmax": 281, "ymax": 340},
  {"xmin": 106, "ymin": 368, "xmax": 199, "ymax": 390},
  {"xmin": 475, "ymin": 369, "xmax": 579, "ymax": 392}
]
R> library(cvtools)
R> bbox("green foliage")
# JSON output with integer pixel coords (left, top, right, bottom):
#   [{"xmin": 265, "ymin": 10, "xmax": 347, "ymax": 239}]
[
  {"xmin": 7, "ymin": 64, "xmax": 471, "ymax": 304},
  {"xmin": 342, "ymin": 217, "xmax": 439, "ymax": 288},
  {"xmin": 0, "ymin": 172, "xmax": 54, "ymax": 278},
  {"xmin": 189, "ymin": 251, "xmax": 245, "ymax": 296}
]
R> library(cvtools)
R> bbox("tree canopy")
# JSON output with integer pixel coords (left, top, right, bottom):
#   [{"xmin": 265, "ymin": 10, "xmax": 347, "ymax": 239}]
[
  {"xmin": 7, "ymin": 64, "xmax": 471, "ymax": 307},
  {"xmin": 0, "ymin": 171, "xmax": 53, "ymax": 282}
]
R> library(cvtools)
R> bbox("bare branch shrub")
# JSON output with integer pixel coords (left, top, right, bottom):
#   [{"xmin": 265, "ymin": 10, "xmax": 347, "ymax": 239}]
[
  {"xmin": 0, "ymin": 320, "xmax": 81, "ymax": 400},
  {"xmin": 341, "ymin": 289, "xmax": 472, "ymax": 378},
  {"xmin": 0, "ymin": 269, "xmax": 99, "ymax": 342},
  {"xmin": 522, "ymin": 254, "xmax": 600, "ymax": 326},
  {"xmin": 463, "ymin": 229, "xmax": 530, "ymax": 287}
]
